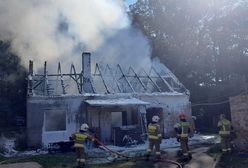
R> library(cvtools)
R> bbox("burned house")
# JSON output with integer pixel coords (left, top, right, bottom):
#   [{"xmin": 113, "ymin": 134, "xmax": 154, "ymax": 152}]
[{"xmin": 27, "ymin": 52, "xmax": 192, "ymax": 148}]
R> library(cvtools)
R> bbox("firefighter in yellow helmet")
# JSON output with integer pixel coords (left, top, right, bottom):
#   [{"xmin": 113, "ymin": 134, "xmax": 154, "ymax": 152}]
[
  {"xmin": 70, "ymin": 123, "xmax": 95, "ymax": 168},
  {"xmin": 174, "ymin": 113, "xmax": 191, "ymax": 158},
  {"xmin": 218, "ymin": 114, "xmax": 232, "ymax": 153},
  {"xmin": 146, "ymin": 115, "xmax": 162, "ymax": 160}
]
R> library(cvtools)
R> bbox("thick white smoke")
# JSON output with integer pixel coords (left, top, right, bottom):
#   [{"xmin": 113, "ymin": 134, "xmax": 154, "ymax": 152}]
[
  {"xmin": 94, "ymin": 26, "xmax": 151, "ymax": 71},
  {"xmin": 0, "ymin": 0, "xmax": 151, "ymax": 70}
]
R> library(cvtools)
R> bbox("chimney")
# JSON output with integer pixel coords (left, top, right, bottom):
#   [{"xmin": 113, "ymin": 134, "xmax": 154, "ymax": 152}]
[
  {"xmin": 27, "ymin": 60, "xmax": 34, "ymax": 96},
  {"xmin": 81, "ymin": 52, "xmax": 94, "ymax": 93}
]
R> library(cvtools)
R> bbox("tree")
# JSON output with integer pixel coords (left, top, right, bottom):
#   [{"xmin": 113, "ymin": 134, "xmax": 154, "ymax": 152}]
[
  {"xmin": 130, "ymin": 0, "xmax": 248, "ymax": 130},
  {"xmin": 0, "ymin": 41, "xmax": 27, "ymax": 126}
]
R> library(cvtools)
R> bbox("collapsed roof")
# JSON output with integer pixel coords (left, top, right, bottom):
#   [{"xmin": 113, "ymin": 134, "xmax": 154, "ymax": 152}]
[{"xmin": 27, "ymin": 53, "xmax": 188, "ymax": 96}]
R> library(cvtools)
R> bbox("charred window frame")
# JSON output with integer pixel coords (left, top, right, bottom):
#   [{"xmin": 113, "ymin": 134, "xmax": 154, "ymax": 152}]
[{"xmin": 44, "ymin": 109, "xmax": 66, "ymax": 131}]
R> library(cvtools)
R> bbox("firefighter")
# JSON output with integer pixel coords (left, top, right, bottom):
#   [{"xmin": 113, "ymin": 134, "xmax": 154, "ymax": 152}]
[
  {"xmin": 174, "ymin": 113, "xmax": 191, "ymax": 158},
  {"xmin": 70, "ymin": 123, "xmax": 94, "ymax": 168},
  {"xmin": 217, "ymin": 114, "xmax": 232, "ymax": 153},
  {"xmin": 146, "ymin": 115, "xmax": 162, "ymax": 160}
]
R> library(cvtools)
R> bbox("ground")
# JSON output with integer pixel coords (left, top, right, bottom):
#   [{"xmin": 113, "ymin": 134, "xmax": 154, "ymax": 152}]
[
  {"xmin": 185, "ymin": 147, "xmax": 216, "ymax": 168},
  {"xmin": 0, "ymin": 162, "xmax": 41, "ymax": 168},
  {"xmin": 0, "ymin": 146, "xmax": 215, "ymax": 168},
  {"xmin": 1, "ymin": 148, "xmax": 248, "ymax": 168},
  {"xmin": 1, "ymin": 135, "xmax": 248, "ymax": 168}
]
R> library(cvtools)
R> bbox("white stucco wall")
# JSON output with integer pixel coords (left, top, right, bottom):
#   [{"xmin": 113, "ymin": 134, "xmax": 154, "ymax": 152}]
[
  {"xmin": 137, "ymin": 93, "xmax": 191, "ymax": 137},
  {"xmin": 27, "ymin": 92, "xmax": 191, "ymax": 147},
  {"xmin": 27, "ymin": 96, "xmax": 84, "ymax": 147}
]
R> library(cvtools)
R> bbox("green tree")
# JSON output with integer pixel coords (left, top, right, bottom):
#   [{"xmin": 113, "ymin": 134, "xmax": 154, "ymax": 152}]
[
  {"xmin": 130, "ymin": 0, "xmax": 248, "ymax": 130},
  {"xmin": 0, "ymin": 41, "xmax": 27, "ymax": 126}
]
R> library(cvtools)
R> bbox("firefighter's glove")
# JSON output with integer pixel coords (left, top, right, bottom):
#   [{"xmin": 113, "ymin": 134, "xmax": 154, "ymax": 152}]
[{"xmin": 177, "ymin": 138, "xmax": 180, "ymax": 142}]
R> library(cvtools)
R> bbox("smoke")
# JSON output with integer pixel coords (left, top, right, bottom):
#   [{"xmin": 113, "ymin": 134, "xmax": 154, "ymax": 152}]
[
  {"xmin": 0, "ymin": 0, "xmax": 152, "ymax": 71},
  {"xmin": 94, "ymin": 26, "xmax": 151, "ymax": 71}
]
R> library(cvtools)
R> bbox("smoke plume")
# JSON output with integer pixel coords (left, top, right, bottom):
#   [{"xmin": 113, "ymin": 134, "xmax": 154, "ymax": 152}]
[{"xmin": 0, "ymin": 0, "xmax": 151, "ymax": 71}]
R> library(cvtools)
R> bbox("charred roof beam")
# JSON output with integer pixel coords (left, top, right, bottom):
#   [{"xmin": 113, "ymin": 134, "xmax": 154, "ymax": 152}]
[
  {"xmin": 151, "ymin": 67, "xmax": 174, "ymax": 92},
  {"xmin": 57, "ymin": 62, "xmax": 66, "ymax": 94},
  {"xmin": 128, "ymin": 67, "xmax": 147, "ymax": 92},
  {"xmin": 94, "ymin": 63, "xmax": 110, "ymax": 94},
  {"xmin": 105, "ymin": 64, "xmax": 122, "ymax": 93},
  {"xmin": 117, "ymin": 64, "xmax": 134, "ymax": 93},
  {"xmin": 141, "ymin": 68, "xmax": 162, "ymax": 92},
  {"xmin": 70, "ymin": 64, "xmax": 82, "ymax": 94}
]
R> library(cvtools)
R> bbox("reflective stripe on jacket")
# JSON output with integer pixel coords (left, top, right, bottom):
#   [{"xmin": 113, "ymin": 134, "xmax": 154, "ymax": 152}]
[
  {"xmin": 148, "ymin": 123, "xmax": 161, "ymax": 140},
  {"xmin": 72, "ymin": 132, "xmax": 88, "ymax": 148},
  {"xmin": 218, "ymin": 119, "xmax": 231, "ymax": 135},
  {"xmin": 179, "ymin": 121, "xmax": 190, "ymax": 138}
]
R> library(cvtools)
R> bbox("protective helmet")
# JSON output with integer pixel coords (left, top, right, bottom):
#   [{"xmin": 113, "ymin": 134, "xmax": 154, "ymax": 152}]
[
  {"xmin": 152, "ymin": 115, "xmax": 160, "ymax": 123},
  {"xmin": 178, "ymin": 112, "xmax": 186, "ymax": 119},
  {"xmin": 80, "ymin": 123, "xmax": 89, "ymax": 131}
]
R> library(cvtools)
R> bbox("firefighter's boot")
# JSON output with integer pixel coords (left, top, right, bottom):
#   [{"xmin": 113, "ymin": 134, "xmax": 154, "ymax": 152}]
[
  {"xmin": 146, "ymin": 153, "xmax": 150, "ymax": 161},
  {"xmin": 188, "ymin": 153, "xmax": 192, "ymax": 160},
  {"xmin": 153, "ymin": 155, "xmax": 161, "ymax": 162},
  {"xmin": 156, "ymin": 154, "xmax": 161, "ymax": 160}
]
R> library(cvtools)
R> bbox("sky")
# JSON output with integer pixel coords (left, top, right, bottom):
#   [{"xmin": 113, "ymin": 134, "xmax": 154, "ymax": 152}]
[{"xmin": 125, "ymin": 0, "xmax": 137, "ymax": 6}]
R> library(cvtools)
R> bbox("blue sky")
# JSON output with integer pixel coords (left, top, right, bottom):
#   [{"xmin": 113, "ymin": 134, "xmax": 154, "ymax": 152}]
[{"xmin": 125, "ymin": 0, "xmax": 137, "ymax": 6}]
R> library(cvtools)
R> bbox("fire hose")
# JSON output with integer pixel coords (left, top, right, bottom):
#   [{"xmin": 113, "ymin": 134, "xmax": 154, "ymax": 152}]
[{"xmin": 92, "ymin": 137, "xmax": 183, "ymax": 168}]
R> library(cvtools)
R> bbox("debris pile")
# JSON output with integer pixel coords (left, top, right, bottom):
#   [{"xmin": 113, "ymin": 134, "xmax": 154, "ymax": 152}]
[
  {"xmin": 0, "ymin": 136, "xmax": 17, "ymax": 157},
  {"xmin": 0, "ymin": 136, "xmax": 47, "ymax": 158}
]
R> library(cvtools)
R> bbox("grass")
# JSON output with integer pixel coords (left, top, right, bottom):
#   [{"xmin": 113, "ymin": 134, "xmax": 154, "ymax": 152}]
[
  {"xmin": 0, "ymin": 153, "xmax": 156, "ymax": 168},
  {"xmin": 0, "ymin": 155, "xmax": 6, "ymax": 162},
  {"xmin": 89, "ymin": 162, "xmax": 136, "ymax": 168},
  {"xmin": 1, "ymin": 153, "xmax": 75, "ymax": 168},
  {"xmin": 216, "ymin": 153, "xmax": 248, "ymax": 168},
  {"xmin": 207, "ymin": 144, "xmax": 248, "ymax": 168},
  {"xmin": 0, "ymin": 153, "xmax": 126, "ymax": 168}
]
